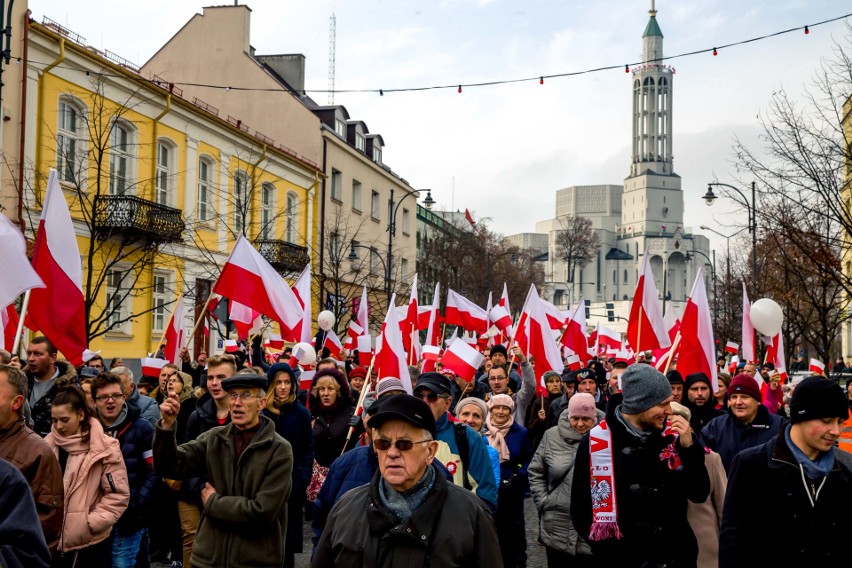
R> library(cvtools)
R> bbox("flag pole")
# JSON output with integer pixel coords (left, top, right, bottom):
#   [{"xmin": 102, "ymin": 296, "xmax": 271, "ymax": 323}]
[
  {"xmin": 663, "ymin": 331, "xmax": 681, "ymax": 374},
  {"xmin": 155, "ymin": 295, "xmax": 181, "ymax": 355},
  {"xmin": 637, "ymin": 306, "xmax": 643, "ymax": 356},
  {"xmin": 11, "ymin": 290, "xmax": 32, "ymax": 356},
  {"xmin": 342, "ymin": 353, "xmax": 376, "ymax": 454},
  {"xmin": 184, "ymin": 288, "xmax": 216, "ymax": 348},
  {"xmin": 408, "ymin": 323, "xmax": 416, "ymax": 366}
]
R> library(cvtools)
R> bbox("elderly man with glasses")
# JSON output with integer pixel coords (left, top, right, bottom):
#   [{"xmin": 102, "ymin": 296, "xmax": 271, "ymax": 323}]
[
  {"xmin": 313, "ymin": 393, "xmax": 501, "ymax": 568},
  {"xmin": 154, "ymin": 373, "xmax": 293, "ymax": 568}
]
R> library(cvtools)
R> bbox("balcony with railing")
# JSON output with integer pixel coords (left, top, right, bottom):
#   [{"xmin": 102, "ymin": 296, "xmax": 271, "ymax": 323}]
[
  {"xmin": 256, "ymin": 239, "xmax": 309, "ymax": 273},
  {"xmin": 94, "ymin": 195, "xmax": 185, "ymax": 243}
]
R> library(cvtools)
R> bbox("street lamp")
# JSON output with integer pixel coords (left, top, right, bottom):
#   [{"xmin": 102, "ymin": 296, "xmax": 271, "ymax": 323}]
[
  {"xmin": 387, "ymin": 188, "xmax": 434, "ymax": 303},
  {"xmin": 348, "ymin": 243, "xmax": 389, "ymax": 296},
  {"xmin": 685, "ymin": 248, "xmax": 716, "ymax": 320},
  {"xmin": 703, "ymin": 181, "xmax": 757, "ymax": 280}
]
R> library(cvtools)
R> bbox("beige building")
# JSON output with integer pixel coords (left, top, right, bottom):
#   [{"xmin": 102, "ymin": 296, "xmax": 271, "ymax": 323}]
[{"xmin": 141, "ymin": 4, "xmax": 422, "ymax": 333}]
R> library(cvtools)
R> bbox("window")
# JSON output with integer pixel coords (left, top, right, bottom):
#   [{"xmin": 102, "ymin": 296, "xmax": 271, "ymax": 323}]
[
  {"xmin": 57, "ymin": 99, "xmax": 83, "ymax": 183},
  {"xmin": 156, "ymin": 140, "xmax": 175, "ymax": 206},
  {"xmin": 106, "ymin": 268, "xmax": 131, "ymax": 334},
  {"xmin": 355, "ymin": 133, "xmax": 366, "ymax": 152},
  {"xmin": 329, "ymin": 231, "xmax": 341, "ymax": 262},
  {"xmin": 286, "ymin": 192, "xmax": 298, "ymax": 243},
  {"xmin": 233, "ymin": 171, "xmax": 248, "ymax": 233},
  {"xmin": 335, "ymin": 119, "xmax": 347, "ymax": 138},
  {"xmin": 371, "ymin": 190, "xmax": 380, "ymax": 220},
  {"xmin": 623, "ymin": 269, "xmax": 628, "ymax": 284},
  {"xmin": 109, "ymin": 121, "xmax": 134, "ymax": 195},
  {"xmin": 370, "ymin": 247, "xmax": 381, "ymax": 275},
  {"xmin": 197, "ymin": 157, "xmax": 213, "ymax": 222},
  {"xmin": 151, "ymin": 271, "xmax": 170, "ymax": 333},
  {"xmin": 402, "ymin": 208, "xmax": 410, "ymax": 235},
  {"xmin": 372, "ymin": 146, "xmax": 382, "ymax": 164},
  {"xmin": 331, "ymin": 169, "xmax": 342, "ymax": 202},
  {"xmin": 613, "ymin": 270, "xmax": 617, "ymax": 285},
  {"xmin": 261, "ymin": 183, "xmax": 275, "ymax": 239},
  {"xmin": 400, "ymin": 258, "xmax": 409, "ymax": 280},
  {"xmin": 352, "ymin": 180, "xmax": 362, "ymax": 213}
]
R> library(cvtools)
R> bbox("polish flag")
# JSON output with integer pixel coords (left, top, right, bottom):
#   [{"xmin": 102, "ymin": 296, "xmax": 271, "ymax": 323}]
[
  {"xmin": 323, "ymin": 329, "xmax": 343, "ymax": 359},
  {"xmin": 769, "ymin": 333, "xmax": 788, "ymax": 381},
  {"xmin": 565, "ymin": 354, "xmax": 581, "ymax": 371},
  {"xmin": 440, "ymin": 339, "xmax": 484, "ymax": 382},
  {"xmin": 355, "ymin": 285, "xmax": 369, "ymax": 331},
  {"xmin": 627, "ymin": 252, "xmax": 670, "ymax": 352},
  {"xmin": 528, "ymin": 293, "xmax": 565, "ymax": 393},
  {"xmin": 445, "ymin": 289, "xmax": 488, "ymax": 333},
  {"xmin": 213, "ymin": 236, "xmax": 303, "ymax": 338},
  {"xmin": 560, "ymin": 298, "xmax": 588, "ymax": 355},
  {"xmin": 422, "ymin": 345, "xmax": 441, "ymax": 362},
  {"xmin": 512, "ymin": 284, "xmax": 539, "ymax": 355},
  {"xmin": 423, "ymin": 283, "xmax": 442, "ymax": 347},
  {"xmin": 651, "ymin": 310, "xmax": 680, "ymax": 365},
  {"xmin": 809, "ymin": 358, "xmax": 825, "ymax": 375},
  {"xmin": 357, "ymin": 335, "xmax": 373, "ymax": 366},
  {"xmin": 27, "ymin": 169, "xmax": 87, "ymax": 365},
  {"xmin": 374, "ymin": 294, "xmax": 412, "ymax": 393},
  {"xmin": 489, "ymin": 303, "xmax": 513, "ymax": 334},
  {"xmin": 229, "ymin": 299, "xmax": 261, "ymax": 340},
  {"xmin": 591, "ymin": 323, "xmax": 622, "ymax": 350},
  {"xmin": 677, "ymin": 268, "xmax": 718, "ymax": 391},
  {"xmin": 1, "ymin": 304, "xmax": 20, "ymax": 352},
  {"xmin": 163, "ymin": 295, "xmax": 186, "ymax": 365},
  {"xmin": 402, "ymin": 274, "xmax": 420, "ymax": 361},
  {"xmin": 298, "ymin": 370, "xmax": 316, "ymax": 394},
  {"xmin": 224, "ymin": 339, "xmax": 240, "ymax": 353},
  {"xmin": 141, "ymin": 357, "xmax": 168, "ymax": 377},
  {"xmin": 541, "ymin": 297, "xmax": 567, "ymax": 330},
  {"xmin": 291, "ymin": 264, "xmax": 313, "ymax": 343},
  {"xmin": 725, "ymin": 341, "xmax": 739, "ymax": 355},
  {"xmin": 265, "ymin": 333, "xmax": 285, "ymax": 350},
  {"xmin": 347, "ymin": 321, "xmax": 364, "ymax": 342},
  {"xmin": 0, "ymin": 214, "xmax": 44, "ymax": 309},
  {"xmin": 741, "ymin": 283, "xmax": 756, "ymax": 363}
]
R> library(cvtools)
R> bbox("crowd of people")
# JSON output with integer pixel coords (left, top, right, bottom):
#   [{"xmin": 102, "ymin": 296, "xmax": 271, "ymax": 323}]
[{"xmin": 1, "ymin": 336, "xmax": 851, "ymax": 568}]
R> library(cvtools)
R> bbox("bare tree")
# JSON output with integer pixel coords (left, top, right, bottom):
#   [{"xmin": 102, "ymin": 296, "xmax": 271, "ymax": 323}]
[{"xmin": 555, "ymin": 215, "xmax": 601, "ymax": 286}]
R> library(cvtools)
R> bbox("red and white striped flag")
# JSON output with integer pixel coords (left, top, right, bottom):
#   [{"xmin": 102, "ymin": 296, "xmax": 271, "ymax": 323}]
[
  {"xmin": 560, "ymin": 298, "xmax": 588, "ymax": 355},
  {"xmin": 677, "ymin": 268, "xmax": 718, "ymax": 391},
  {"xmin": 229, "ymin": 299, "xmax": 261, "ymax": 341},
  {"xmin": 627, "ymin": 252, "xmax": 671, "ymax": 352},
  {"xmin": 141, "ymin": 357, "xmax": 167, "ymax": 377},
  {"xmin": 445, "ymin": 289, "xmax": 488, "ymax": 333},
  {"xmin": 565, "ymin": 353, "xmax": 581, "ymax": 371},
  {"xmin": 0, "ymin": 304, "xmax": 20, "ymax": 352},
  {"xmin": 355, "ymin": 285, "xmax": 369, "ymax": 332},
  {"xmin": 291, "ymin": 263, "xmax": 313, "ymax": 343},
  {"xmin": 27, "ymin": 169, "xmax": 87, "ymax": 365},
  {"xmin": 488, "ymin": 304, "xmax": 513, "ymax": 334},
  {"xmin": 742, "ymin": 283, "xmax": 756, "ymax": 363},
  {"xmin": 440, "ymin": 339, "xmax": 484, "ymax": 382},
  {"xmin": 223, "ymin": 339, "xmax": 240, "ymax": 353},
  {"xmin": 591, "ymin": 323, "xmax": 621, "ymax": 350},
  {"xmin": 163, "ymin": 295, "xmax": 186, "ymax": 365},
  {"xmin": 528, "ymin": 292, "xmax": 565, "ymax": 394},
  {"xmin": 809, "ymin": 358, "xmax": 825, "ymax": 375},
  {"xmin": 357, "ymin": 335, "xmax": 373, "ymax": 366},
  {"xmin": 423, "ymin": 283, "xmax": 442, "ymax": 347},
  {"xmin": 422, "ymin": 345, "xmax": 441, "ymax": 362},
  {"xmin": 323, "ymin": 329, "xmax": 343, "ymax": 359},
  {"xmin": 725, "ymin": 341, "xmax": 739, "ymax": 355},
  {"xmin": 0, "ymin": 214, "xmax": 44, "ymax": 310},
  {"xmin": 374, "ymin": 293, "xmax": 412, "ymax": 393}
]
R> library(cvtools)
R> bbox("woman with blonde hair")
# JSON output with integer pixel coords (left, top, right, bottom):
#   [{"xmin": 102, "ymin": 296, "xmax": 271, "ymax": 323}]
[{"xmin": 45, "ymin": 385, "xmax": 129, "ymax": 567}]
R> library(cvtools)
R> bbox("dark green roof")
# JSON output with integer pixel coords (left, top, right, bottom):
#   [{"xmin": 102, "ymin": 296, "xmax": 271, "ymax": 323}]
[{"xmin": 643, "ymin": 15, "xmax": 663, "ymax": 38}]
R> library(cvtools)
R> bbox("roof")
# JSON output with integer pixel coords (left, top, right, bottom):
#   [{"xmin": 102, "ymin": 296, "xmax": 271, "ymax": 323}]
[
  {"xmin": 605, "ymin": 248, "xmax": 634, "ymax": 261},
  {"xmin": 643, "ymin": 14, "xmax": 663, "ymax": 38}
]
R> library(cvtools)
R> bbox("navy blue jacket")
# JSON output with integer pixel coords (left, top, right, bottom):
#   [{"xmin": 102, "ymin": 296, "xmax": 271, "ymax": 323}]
[
  {"xmin": 104, "ymin": 404, "xmax": 157, "ymax": 535},
  {"xmin": 263, "ymin": 402, "xmax": 313, "ymax": 495},
  {"xmin": 498, "ymin": 421, "xmax": 533, "ymax": 481},
  {"xmin": 700, "ymin": 405, "xmax": 786, "ymax": 473},
  {"xmin": 0, "ymin": 460, "xmax": 51, "ymax": 568}
]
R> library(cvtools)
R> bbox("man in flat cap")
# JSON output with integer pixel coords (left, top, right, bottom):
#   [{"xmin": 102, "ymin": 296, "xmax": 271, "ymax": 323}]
[
  {"xmin": 154, "ymin": 373, "xmax": 293, "ymax": 568},
  {"xmin": 313, "ymin": 394, "xmax": 501, "ymax": 568}
]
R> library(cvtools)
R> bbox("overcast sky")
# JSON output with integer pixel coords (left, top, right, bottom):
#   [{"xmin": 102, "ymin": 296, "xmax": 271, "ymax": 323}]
[{"xmin": 29, "ymin": 0, "xmax": 852, "ymax": 254}]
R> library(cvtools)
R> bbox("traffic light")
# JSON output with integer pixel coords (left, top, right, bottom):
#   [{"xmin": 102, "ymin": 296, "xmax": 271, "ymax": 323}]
[{"xmin": 606, "ymin": 302, "xmax": 615, "ymax": 322}]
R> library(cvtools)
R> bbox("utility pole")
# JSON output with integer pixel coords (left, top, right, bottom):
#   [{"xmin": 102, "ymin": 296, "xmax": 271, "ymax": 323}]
[{"xmin": 328, "ymin": 12, "xmax": 336, "ymax": 105}]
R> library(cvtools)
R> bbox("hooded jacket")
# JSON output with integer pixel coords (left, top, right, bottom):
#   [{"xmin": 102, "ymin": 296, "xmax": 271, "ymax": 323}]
[
  {"xmin": 0, "ymin": 460, "xmax": 52, "ymax": 568},
  {"xmin": 528, "ymin": 409, "xmax": 591, "ymax": 556},
  {"xmin": 309, "ymin": 368, "xmax": 358, "ymax": 467},
  {"xmin": 127, "ymin": 385, "xmax": 160, "ymax": 427},
  {"xmin": 45, "ymin": 418, "xmax": 130, "ymax": 552},
  {"xmin": 27, "ymin": 361, "xmax": 77, "ymax": 437},
  {"xmin": 700, "ymin": 404, "xmax": 786, "ymax": 473}
]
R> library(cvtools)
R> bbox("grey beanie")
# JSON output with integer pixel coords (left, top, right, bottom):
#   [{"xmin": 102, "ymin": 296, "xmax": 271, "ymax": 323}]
[{"xmin": 620, "ymin": 364, "xmax": 672, "ymax": 414}]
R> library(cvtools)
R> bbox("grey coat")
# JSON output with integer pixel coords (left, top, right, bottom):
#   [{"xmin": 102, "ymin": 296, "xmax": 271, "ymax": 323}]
[{"xmin": 528, "ymin": 409, "xmax": 591, "ymax": 556}]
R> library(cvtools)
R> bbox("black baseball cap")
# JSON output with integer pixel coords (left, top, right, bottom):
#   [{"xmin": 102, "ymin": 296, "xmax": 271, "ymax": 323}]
[
  {"xmin": 221, "ymin": 374, "xmax": 268, "ymax": 391},
  {"xmin": 414, "ymin": 372, "xmax": 453, "ymax": 396},
  {"xmin": 368, "ymin": 393, "xmax": 437, "ymax": 437}
]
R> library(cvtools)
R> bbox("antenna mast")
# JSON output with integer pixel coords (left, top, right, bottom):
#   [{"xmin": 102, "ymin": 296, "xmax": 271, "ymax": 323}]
[{"xmin": 328, "ymin": 12, "xmax": 336, "ymax": 105}]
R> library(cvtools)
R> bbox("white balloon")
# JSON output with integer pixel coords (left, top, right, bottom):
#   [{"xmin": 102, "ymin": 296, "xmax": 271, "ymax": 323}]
[
  {"xmin": 317, "ymin": 310, "xmax": 336, "ymax": 331},
  {"xmin": 749, "ymin": 298, "xmax": 784, "ymax": 337},
  {"xmin": 294, "ymin": 342, "xmax": 317, "ymax": 366}
]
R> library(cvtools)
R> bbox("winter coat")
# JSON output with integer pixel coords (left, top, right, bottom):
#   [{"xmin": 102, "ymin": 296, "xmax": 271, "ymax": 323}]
[
  {"xmin": 483, "ymin": 360, "xmax": 537, "ymax": 424},
  {"xmin": 312, "ymin": 468, "xmax": 502, "ymax": 568},
  {"xmin": 525, "ymin": 391, "xmax": 562, "ymax": 449},
  {"xmin": 496, "ymin": 421, "xmax": 533, "ymax": 481},
  {"xmin": 0, "ymin": 418, "xmax": 64, "ymax": 551},
  {"xmin": 153, "ymin": 415, "xmax": 294, "ymax": 568},
  {"xmin": 433, "ymin": 412, "xmax": 498, "ymax": 511},
  {"xmin": 683, "ymin": 399, "xmax": 725, "ymax": 433},
  {"xmin": 687, "ymin": 450, "xmax": 726, "ymax": 568},
  {"xmin": 449, "ymin": 378, "xmax": 486, "ymax": 412},
  {"xmin": 720, "ymin": 432, "xmax": 852, "ymax": 567},
  {"xmin": 127, "ymin": 386, "xmax": 160, "ymax": 427},
  {"xmin": 312, "ymin": 402, "xmax": 358, "ymax": 468},
  {"xmin": 103, "ymin": 404, "xmax": 157, "ymax": 535},
  {"xmin": 700, "ymin": 405, "xmax": 786, "ymax": 473},
  {"xmin": 528, "ymin": 409, "xmax": 591, "ymax": 556},
  {"xmin": 45, "ymin": 418, "xmax": 130, "ymax": 552},
  {"xmin": 570, "ymin": 404, "xmax": 710, "ymax": 567},
  {"xmin": 0, "ymin": 459, "xmax": 51, "ymax": 568},
  {"xmin": 27, "ymin": 361, "xmax": 76, "ymax": 437},
  {"xmin": 184, "ymin": 391, "xmax": 230, "ymax": 444}
]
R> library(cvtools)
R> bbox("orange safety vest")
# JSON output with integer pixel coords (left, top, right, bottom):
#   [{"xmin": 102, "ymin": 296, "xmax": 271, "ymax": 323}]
[{"xmin": 840, "ymin": 409, "xmax": 852, "ymax": 454}]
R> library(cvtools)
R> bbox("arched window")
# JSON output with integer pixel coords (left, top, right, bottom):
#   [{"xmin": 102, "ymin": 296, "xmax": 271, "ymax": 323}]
[
  {"xmin": 233, "ymin": 170, "xmax": 248, "ymax": 234},
  {"xmin": 260, "ymin": 183, "xmax": 275, "ymax": 239},
  {"xmin": 623, "ymin": 269, "xmax": 628, "ymax": 284},
  {"xmin": 285, "ymin": 192, "xmax": 298, "ymax": 243},
  {"xmin": 109, "ymin": 120, "xmax": 136, "ymax": 195},
  {"xmin": 197, "ymin": 156, "xmax": 215, "ymax": 222},
  {"xmin": 57, "ymin": 96, "xmax": 86, "ymax": 183},
  {"xmin": 156, "ymin": 139, "xmax": 177, "ymax": 206},
  {"xmin": 612, "ymin": 270, "xmax": 617, "ymax": 285}
]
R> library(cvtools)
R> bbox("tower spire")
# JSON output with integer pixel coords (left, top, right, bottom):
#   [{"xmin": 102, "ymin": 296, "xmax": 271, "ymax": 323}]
[{"xmin": 650, "ymin": 0, "xmax": 656, "ymax": 16}]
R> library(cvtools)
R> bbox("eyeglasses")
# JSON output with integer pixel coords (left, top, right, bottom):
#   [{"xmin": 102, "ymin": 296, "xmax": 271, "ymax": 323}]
[
  {"xmin": 227, "ymin": 392, "xmax": 262, "ymax": 401},
  {"xmin": 413, "ymin": 391, "xmax": 443, "ymax": 403},
  {"xmin": 373, "ymin": 438, "xmax": 432, "ymax": 452},
  {"xmin": 94, "ymin": 393, "xmax": 125, "ymax": 402}
]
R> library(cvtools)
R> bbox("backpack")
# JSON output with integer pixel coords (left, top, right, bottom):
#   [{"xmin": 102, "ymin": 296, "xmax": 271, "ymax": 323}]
[{"xmin": 453, "ymin": 422, "xmax": 473, "ymax": 490}]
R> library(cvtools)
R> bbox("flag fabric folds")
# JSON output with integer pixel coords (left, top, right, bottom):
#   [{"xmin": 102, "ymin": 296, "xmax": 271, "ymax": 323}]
[
  {"xmin": 292, "ymin": 264, "xmax": 313, "ymax": 343},
  {"xmin": 677, "ymin": 268, "xmax": 718, "ymax": 391},
  {"xmin": 374, "ymin": 294, "xmax": 412, "ymax": 393},
  {"xmin": 741, "ymin": 283, "xmax": 756, "ymax": 363},
  {"xmin": 1, "ymin": 304, "xmax": 20, "ymax": 352},
  {"xmin": 0, "ymin": 214, "xmax": 44, "ymax": 309},
  {"xmin": 626, "ymin": 253, "xmax": 671, "ymax": 352},
  {"xmin": 445, "ymin": 289, "xmax": 488, "ymax": 333},
  {"xmin": 440, "ymin": 340, "xmax": 484, "ymax": 383},
  {"xmin": 163, "ymin": 295, "xmax": 186, "ymax": 365}
]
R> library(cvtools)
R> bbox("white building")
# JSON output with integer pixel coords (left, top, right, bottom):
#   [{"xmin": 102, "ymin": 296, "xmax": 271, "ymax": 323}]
[{"xmin": 510, "ymin": 3, "xmax": 712, "ymax": 333}]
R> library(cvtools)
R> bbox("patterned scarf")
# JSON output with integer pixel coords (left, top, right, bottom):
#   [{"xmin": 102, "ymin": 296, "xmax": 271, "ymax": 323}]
[
  {"xmin": 378, "ymin": 464, "xmax": 436, "ymax": 525},
  {"xmin": 485, "ymin": 413, "xmax": 513, "ymax": 462}
]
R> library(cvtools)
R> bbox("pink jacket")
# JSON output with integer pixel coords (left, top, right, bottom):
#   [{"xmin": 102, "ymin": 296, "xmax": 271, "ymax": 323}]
[{"xmin": 45, "ymin": 418, "xmax": 129, "ymax": 552}]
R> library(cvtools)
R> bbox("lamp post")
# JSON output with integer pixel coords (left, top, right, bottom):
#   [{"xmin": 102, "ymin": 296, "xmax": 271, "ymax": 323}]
[
  {"xmin": 386, "ymin": 188, "xmax": 435, "ymax": 304},
  {"xmin": 702, "ymin": 181, "xmax": 757, "ymax": 281},
  {"xmin": 347, "ymin": 243, "xmax": 389, "ymax": 304},
  {"xmin": 685, "ymin": 248, "xmax": 716, "ymax": 320}
]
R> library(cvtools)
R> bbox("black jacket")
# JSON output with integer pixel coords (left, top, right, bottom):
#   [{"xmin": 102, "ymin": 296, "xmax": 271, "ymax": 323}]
[
  {"xmin": 720, "ymin": 433, "xmax": 852, "ymax": 567},
  {"xmin": 27, "ymin": 361, "xmax": 77, "ymax": 437},
  {"xmin": 312, "ymin": 468, "xmax": 502, "ymax": 568},
  {"xmin": 700, "ymin": 405, "xmax": 786, "ymax": 473},
  {"xmin": 0, "ymin": 459, "xmax": 51, "ymax": 568},
  {"xmin": 570, "ymin": 403, "xmax": 710, "ymax": 567},
  {"xmin": 312, "ymin": 403, "xmax": 358, "ymax": 468}
]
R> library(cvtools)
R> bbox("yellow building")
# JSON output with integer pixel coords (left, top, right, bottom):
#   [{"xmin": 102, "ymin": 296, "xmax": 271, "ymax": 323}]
[{"xmin": 17, "ymin": 17, "xmax": 321, "ymax": 362}]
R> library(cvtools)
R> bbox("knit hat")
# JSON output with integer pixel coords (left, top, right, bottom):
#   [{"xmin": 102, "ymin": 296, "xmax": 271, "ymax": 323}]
[
  {"xmin": 571, "ymin": 368, "xmax": 595, "ymax": 384},
  {"xmin": 542, "ymin": 370, "xmax": 561, "ymax": 384},
  {"xmin": 455, "ymin": 396, "xmax": 488, "ymax": 419},
  {"xmin": 684, "ymin": 372, "xmax": 712, "ymax": 390},
  {"xmin": 489, "ymin": 344, "xmax": 508, "ymax": 358},
  {"xmin": 568, "ymin": 392, "xmax": 597, "ymax": 419},
  {"xmin": 348, "ymin": 367, "xmax": 368, "ymax": 381},
  {"xmin": 789, "ymin": 376, "xmax": 848, "ymax": 424},
  {"xmin": 666, "ymin": 370, "xmax": 684, "ymax": 385},
  {"xmin": 728, "ymin": 374, "xmax": 761, "ymax": 402},
  {"xmin": 486, "ymin": 393, "xmax": 515, "ymax": 412},
  {"xmin": 620, "ymin": 364, "xmax": 672, "ymax": 414},
  {"xmin": 376, "ymin": 377, "xmax": 405, "ymax": 398}
]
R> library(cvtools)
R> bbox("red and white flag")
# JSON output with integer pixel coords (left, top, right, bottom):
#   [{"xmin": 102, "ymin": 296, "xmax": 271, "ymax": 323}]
[
  {"xmin": 141, "ymin": 357, "xmax": 167, "ymax": 377},
  {"xmin": 511, "ymin": 284, "xmax": 538, "ymax": 354},
  {"xmin": 770, "ymin": 333, "xmax": 787, "ymax": 381},
  {"xmin": 445, "ymin": 289, "xmax": 488, "ymax": 333},
  {"xmin": 809, "ymin": 358, "xmax": 825, "ymax": 375},
  {"xmin": 291, "ymin": 263, "xmax": 313, "ymax": 343},
  {"xmin": 298, "ymin": 370, "xmax": 316, "ymax": 394},
  {"xmin": 403, "ymin": 274, "xmax": 420, "ymax": 362},
  {"xmin": 266, "ymin": 333, "xmax": 285, "ymax": 350},
  {"xmin": 741, "ymin": 283, "xmax": 756, "ymax": 363},
  {"xmin": 540, "ymin": 298, "xmax": 567, "ymax": 330},
  {"xmin": 725, "ymin": 341, "xmax": 739, "ymax": 355},
  {"xmin": 677, "ymin": 268, "xmax": 718, "ymax": 391},
  {"xmin": 213, "ymin": 236, "xmax": 303, "ymax": 338},
  {"xmin": 347, "ymin": 321, "xmax": 365, "ymax": 342},
  {"xmin": 27, "ymin": 169, "xmax": 87, "ymax": 365},
  {"xmin": 1, "ymin": 304, "xmax": 20, "ymax": 352},
  {"xmin": 560, "ymin": 298, "xmax": 588, "ymax": 355},
  {"xmin": 355, "ymin": 285, "xmax": 369, "ymax": 332},
  {"xmin": 357, "ymin": 335, "xmax": 373, "ymax": 366},
  {"xmin": 421, "ymin": 345, "xmax": 441, "ymax": 362},
  {"xmin": 591, "ymin": 323, "xmax": 622, "ymax": 350},
  {"xmin": 374, "ymin": 293, "xmax": 412, "ymax": 393},
  {"xmin": 627, "ymin": 252, "xmax": 670, "ymax": 352},
  {"xmin": 229, "ymin": 299, "xmax": 261, "ymax": 341},
  {"xmin": 0, "ymin": 214, "xmax": 44, "ymax": 310},
  {"xmin": 423, "ymin": 283, "xmax": 442, "ymax": 347},
  {"xmin": 163, "ymin": 295, "xmax": 186, "ymax": 365},
  {"xmin": 528, "ymin": 292, "xmax": 565, "ymax": 394},
  {"xmin": 565, "ymin": 354, "xmax": 581, "ymax": 371},
  {"xmin": 323, "ymin": 329, "xmax": 343, "ymax": 358},
  {"xmin": 440, "ymin": 339, "xmax": 484, "ymax": 382},
  {"xmin": 489, "ymin": 304, "xmax": 513, "ymax": 334},
  {"xmin": 223, "ymin": 339, "xmax": 240, "ymax": 353}
]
